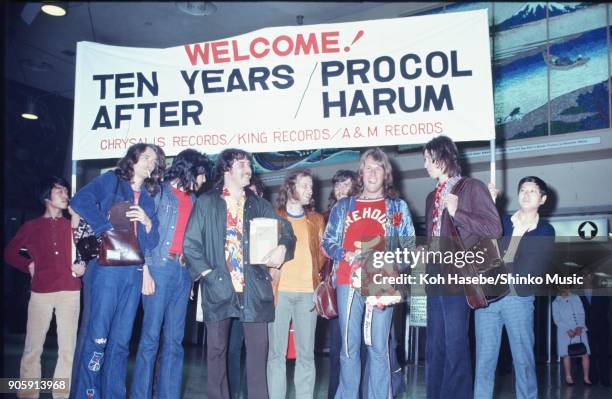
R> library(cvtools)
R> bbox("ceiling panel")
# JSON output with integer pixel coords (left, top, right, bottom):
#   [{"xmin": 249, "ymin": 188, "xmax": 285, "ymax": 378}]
[{"xmin": 5, "ymin": 1, "xmax": 443, "ymax": 98}]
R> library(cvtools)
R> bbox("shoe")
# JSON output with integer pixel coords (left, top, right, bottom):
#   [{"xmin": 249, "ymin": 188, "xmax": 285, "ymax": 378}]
[
  {"xmin": 584, "ymin": 380, "xmax": 593, "ymax": 386},
  {"xmin": 565, "ymin": 378, "xmax": 575, "ymax": 386}
]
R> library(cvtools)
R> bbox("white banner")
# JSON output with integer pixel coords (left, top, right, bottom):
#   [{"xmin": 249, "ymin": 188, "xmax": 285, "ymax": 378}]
[{"xmin": 72, "ymin": 10, "xmax": 494, "ymax": 160}]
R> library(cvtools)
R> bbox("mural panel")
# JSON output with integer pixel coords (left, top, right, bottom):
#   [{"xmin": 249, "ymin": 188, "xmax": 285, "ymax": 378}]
[
  {"xmin": 493, "ymin": 3, "xmax": 548, "ymax": 139},
  {"xmin": 549, "ymin": 4, "xmax": 609, "ymax": 134}
]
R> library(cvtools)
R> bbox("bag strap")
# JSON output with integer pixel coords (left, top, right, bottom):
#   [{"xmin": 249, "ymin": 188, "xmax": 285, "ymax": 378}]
[{"xmin": 111, "ymin": 173, "xmax": 121, "ymax": 205}]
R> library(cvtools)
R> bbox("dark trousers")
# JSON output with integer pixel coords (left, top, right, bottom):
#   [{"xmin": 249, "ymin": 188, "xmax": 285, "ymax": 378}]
[
  {"xmin": 425, "ymin": 295, "xmax": 472, "ymax": 399},
  {"xmin": 587, "ymin": 327, "xmax": 611, "ymax": 385},
  {"xmin": 228, "ymin": 318, "xmax": 247, "ymax": 399},
  {"xmin": 206, "ymin": 318, "xmax": 268, "ymax": 399}
]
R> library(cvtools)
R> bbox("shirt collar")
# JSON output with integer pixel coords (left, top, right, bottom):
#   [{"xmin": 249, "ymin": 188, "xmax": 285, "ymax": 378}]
[{"xmin": 511, "ymin": 210, "xmax": 539, "ymax": 234}]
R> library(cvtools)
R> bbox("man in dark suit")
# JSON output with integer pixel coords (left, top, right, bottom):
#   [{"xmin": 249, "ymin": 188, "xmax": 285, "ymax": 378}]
[{"xmin": 580, "ymin": 272, "xmax": 611, "ymax": 387}]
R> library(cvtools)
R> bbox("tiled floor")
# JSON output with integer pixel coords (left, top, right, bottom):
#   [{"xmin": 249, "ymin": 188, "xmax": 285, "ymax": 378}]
[{"xmin": 3, "ymin": 330, "xmax": 611, "ymax": 398}]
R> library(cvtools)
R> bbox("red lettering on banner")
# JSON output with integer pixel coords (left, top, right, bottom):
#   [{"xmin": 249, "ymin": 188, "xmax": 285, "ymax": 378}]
[
  {"xmin": 184, "ymin": 43, "xmax": 210, "ymax": 65},
  {"xmin": 232, "ymin": 40, "xmax": 249, "ymax": 61},
  {"xmin": 294, "ymin": 33, "xmax": 320, "ymax": 54},
  {"xmin": 321, "ymin": 31, "xmax": 340, "ymax": 53},
  {"xmin": 250, "ymin": 37, "xmax": 270, "ymax": 58},
  {"xmin": 384, "ymin": 122, "xmax": 443, "ymax": 136},
  {"xmin": 211, "ymin": 41, "xmax": 230, "ymax": 63},
  {"xmin": 171, "ymin": 134, "xmax": 229, "ymax": 147},
  {"xmin": 183, "ymin": 31, "xmax": 355, "ymax": 65},
  {"xmin": 99, "ymin": 136, "xmax": 167, "ymax": 151}
]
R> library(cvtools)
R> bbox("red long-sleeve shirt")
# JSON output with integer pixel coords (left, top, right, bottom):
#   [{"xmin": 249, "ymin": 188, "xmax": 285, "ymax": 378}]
[{"xmin": 4, "ymin": 216, "xmax": 81, "ymax": 293}]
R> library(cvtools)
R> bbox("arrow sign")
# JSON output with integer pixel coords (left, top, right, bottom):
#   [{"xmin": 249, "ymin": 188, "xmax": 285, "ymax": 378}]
[{"xmin": 578, "ymin": 221, "xmax": 598, "ymax": 240}]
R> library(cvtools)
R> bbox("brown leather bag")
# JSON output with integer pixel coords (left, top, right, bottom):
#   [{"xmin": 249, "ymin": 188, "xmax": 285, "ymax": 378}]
[
  {"xmin": 313, "ymin": 276, "xmax": 338, "ymax": 319},
  {"xmin": 313, "ymin": 260, "xmax": 338, "ymax": 319},
  {"xmin": 446, "ymin": 178, "xmax": 508, "ymax": 309},
  {"xmin": 97, "ymin": 194, "xmax": 145, "ymax": 266}
]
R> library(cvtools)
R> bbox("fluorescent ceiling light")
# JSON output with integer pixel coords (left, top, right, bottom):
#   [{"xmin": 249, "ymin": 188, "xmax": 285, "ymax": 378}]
[{"xmin": 41, "ymin": 2, "xmax": 68, "ymax": 17}]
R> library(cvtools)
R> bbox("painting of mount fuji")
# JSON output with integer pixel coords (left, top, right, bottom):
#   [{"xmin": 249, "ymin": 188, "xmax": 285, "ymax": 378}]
[
  {"xmin": 495, "ymin": 2, "xmax": 587, "ymax": 32},
  {"xmin": 493, "ymin": 3, "xmax": 609, "ymax": 139}
]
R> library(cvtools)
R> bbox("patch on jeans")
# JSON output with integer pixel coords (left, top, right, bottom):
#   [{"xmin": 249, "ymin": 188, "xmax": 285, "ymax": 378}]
[
  {"xmin": 86, "ymin": 389, "xmax": 95, "ymax": 399},
  {"xmin": 88, "ymin": 351, "xmax": 103, "ymax": 371},
  {"xmin": 94, "ymin": 337, "xmax": 107, "ymax": 345}
]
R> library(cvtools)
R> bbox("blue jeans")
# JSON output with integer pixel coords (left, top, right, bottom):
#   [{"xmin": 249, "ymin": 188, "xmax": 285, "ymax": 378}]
[
  {"xmin": 72, "ymin": 261, "xmax": 142, "ymax": 399},
  {"xmin": 132, "ymin": 260, "xmax": 191, "ymax": 399},
  {"xmin": 475, "ymin": 296, "xmax": 536, "ymax": 399},
  {"xmin": 70, "ymin": 260, "xmax": 95, "ymax": 398},
  {"xmin": 335, "ymin": 284, "xmax": 393, "ymax": 399},
  {"xmin": 327, "ymin": 317, "xmax": 341, "ymax": 399},
  {"xmin": 425, "ymin": 295, "xmax": 472, "ymax": 399}
]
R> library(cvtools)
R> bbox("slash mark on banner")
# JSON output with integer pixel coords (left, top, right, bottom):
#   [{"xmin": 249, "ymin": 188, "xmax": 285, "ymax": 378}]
[
  {"xmin": 294, "ymin": 62, "xmax": 318, "ymax": 119},
  {"xmin": 329, "ymin": 128, "xmax": 342, "ymax": 141}
]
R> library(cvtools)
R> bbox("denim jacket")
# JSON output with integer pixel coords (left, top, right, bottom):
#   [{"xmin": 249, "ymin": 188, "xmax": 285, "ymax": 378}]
[
  {"xmin": 144, "ymin": 182, "xmax": 196, "ymax": 268},
  {"xmin": 321, "ymin": 195, "xmax": 416, "ymax": 278},
  {"xmin": 70, "ymin": 171, "xmax": 160, "ymax": 258}
]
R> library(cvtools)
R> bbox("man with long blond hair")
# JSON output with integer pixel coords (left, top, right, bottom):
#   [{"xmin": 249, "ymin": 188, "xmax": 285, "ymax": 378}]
[{"xmin": 322, "ymin": 148, "xmax": 415, "ymax": 399}]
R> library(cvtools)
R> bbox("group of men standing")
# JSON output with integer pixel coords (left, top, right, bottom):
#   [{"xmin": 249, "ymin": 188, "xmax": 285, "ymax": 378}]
[{"xmin": 8, "ymin": 134, "xmax": 601, "ymax": 399}]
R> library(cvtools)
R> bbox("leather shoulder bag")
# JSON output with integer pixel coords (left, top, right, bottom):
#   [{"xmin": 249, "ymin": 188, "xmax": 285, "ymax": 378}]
[
  {"xmin": 97, "ymin": 178, "xmax": 145, "ymax": 266},
  {"xmin": 447, "ymin": 178, "xmax": 509, "ymax": 309},
  {"xmin": 313, "ymin": 259, "xmax": 338, "ymax": 319}
]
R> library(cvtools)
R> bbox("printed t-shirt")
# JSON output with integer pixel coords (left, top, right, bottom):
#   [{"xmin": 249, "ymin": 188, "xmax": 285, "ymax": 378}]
[{"xmin": 337, "ymin": 198, "xmax": 387, "ymax": 285}]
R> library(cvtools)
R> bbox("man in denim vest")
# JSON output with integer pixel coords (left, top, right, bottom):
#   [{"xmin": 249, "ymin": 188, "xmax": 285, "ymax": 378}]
[{"xmin": 132, "ymin": 149, "xmax": 211, "ymax": 399}]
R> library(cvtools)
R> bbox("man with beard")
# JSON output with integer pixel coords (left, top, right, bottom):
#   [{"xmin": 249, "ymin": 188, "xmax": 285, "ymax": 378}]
[
  {"xmin": 183, "ymin": 148, "xmax": 296, "ymax": 399},
  {"xmin": 267, "ymin": 169, "xmax": 326, "ymax": 399}
]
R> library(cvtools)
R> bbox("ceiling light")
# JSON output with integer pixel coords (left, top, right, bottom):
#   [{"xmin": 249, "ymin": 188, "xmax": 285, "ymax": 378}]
[
  {"xmin": 41, "ymin": 1, "xmax": 68, "ymax": 17},
  {"xmin": 176, "ymin": 2, "xmax": 217, "ymax": 16},
  {"xmin": 21, "ymin": 98, "xmax": 39, "ymax": 120}
]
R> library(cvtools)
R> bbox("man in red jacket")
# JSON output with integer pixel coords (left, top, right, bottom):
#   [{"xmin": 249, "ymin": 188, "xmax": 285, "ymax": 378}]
[{"xmin": 4, "ymin": 176, "xmax": 84, "ymax": 399}]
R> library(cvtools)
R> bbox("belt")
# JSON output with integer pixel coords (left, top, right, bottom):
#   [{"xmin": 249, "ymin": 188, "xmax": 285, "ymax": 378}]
[{"xmin": 168, "ymin": 253, "xmax": 186, "ymax": 266}]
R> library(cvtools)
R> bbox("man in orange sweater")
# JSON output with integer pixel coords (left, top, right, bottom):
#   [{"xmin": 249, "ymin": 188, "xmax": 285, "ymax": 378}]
[{"xmin": 268, "ymin": 169, "xmax": 326, "ymax": 399}]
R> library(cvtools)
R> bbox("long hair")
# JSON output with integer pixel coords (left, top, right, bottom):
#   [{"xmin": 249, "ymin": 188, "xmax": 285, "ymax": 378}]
[
  {"xmin": 39, "ymin": 175, "xmax": 70, "ymax": 206},
  {"xmin": 355, "ymin": 148, "xmax": 396, "ymax": 199},
  {"xmin": 423, "ymin": 135, "xmax": 461, "ymax": 178},
  {"xmin": 213, "ymin": 148, "xmax": 251, "ymax": 187},
  {"xmin": 276, "ymin": 169, "xmax": 315, "ymax": 212},
  {"xmin": 165, "ymin": 149, "xmax": 211, "ymax": 193},
  {"xmin": 249, "ymin": 174, "xmax": 266, "ymax": 198},
  {"xmin": 115, "ymin": 143, "xmax": 166, "ymax": 195},
  {"xmin": 327, "ymin": 169, "xmax": 357, "ymax": 210}
]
